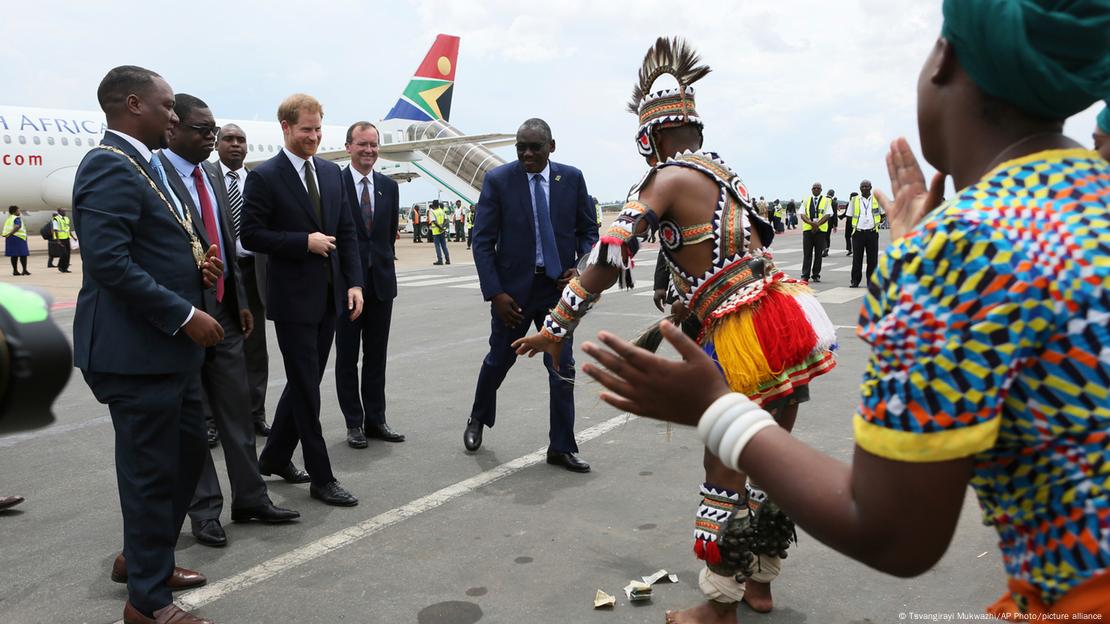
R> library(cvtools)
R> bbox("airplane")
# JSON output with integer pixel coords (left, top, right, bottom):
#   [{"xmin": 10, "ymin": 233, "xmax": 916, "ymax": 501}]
[{"xmin": 0, "ymin": 34, "xmax": 513, "ymax": 235}]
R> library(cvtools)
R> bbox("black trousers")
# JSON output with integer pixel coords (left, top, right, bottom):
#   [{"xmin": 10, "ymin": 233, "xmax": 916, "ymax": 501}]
[
  {"xmin": 239, "ymin": 255, "xmax": 269, "ymax": 425},
  {"xmin": 801, "ymin": 229, "xmax": 827, "ymax": 279},
  {"xmin": 469, "ymin": 276, "xmax": 578, "ymax": 453},
  {"xmin": 51, "ymin": 239, "xmax": 71, "ymax": 271},
  {"xmin": 260, "ymin": 306, "xmax": 337, "ymax": 486},
  {"xmin": 851, "ymin": 229, "xmax": 880, "ymax": 286},
  {"xmin": 335, "ymin": 285, "xmax": 394, "ymax": 430},
  {"xmin": 844, "ymin": 222, "xmax": 853, "ymax": 252},
  {"xmin": 189, "ymin": 299, "xmax": 268, "ymax": 523},
  {"xmin": 83, "ymin": 370, "xmax": 206, "ymax": 616}
]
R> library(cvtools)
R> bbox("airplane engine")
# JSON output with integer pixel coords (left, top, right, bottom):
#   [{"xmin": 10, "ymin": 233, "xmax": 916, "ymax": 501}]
[{"xmin": 41, "ymin": 166, "xmax": 77, "ymax": 210}]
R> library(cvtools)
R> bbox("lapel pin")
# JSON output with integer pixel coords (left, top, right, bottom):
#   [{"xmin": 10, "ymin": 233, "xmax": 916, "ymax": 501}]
[{"xmin": 555, "ymin": 175, "xmax": 561, "ymax": 182}]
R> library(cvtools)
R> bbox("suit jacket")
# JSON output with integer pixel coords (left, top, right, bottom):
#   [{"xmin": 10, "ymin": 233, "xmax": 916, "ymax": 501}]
[
  {"xmin": 240, "ymin": 151, "xmax": 363, "ymax": 323},
  {"xmin": 341, "ymin": 166, "xmax": 398, "ymax": 302},
  {"xmin": 155, "ymin": 151, "xmax": 248, "ymax": 316},
  {"xmin": 472, "ymin": 160, "xmax": 598, "ymax": 304},
  {"xmin": 71, "ymin": 132, "xmax": 205, "ymax": 374}
]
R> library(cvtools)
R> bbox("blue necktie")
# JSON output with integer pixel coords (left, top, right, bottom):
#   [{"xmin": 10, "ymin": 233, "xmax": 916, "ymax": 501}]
[
  {"xmin": 533, "ymin": 174, "xmax": 561, "ymax": 280},
  {"xmin": 149, "ymin": 154, "xmax": 185, "ymax": 219}
]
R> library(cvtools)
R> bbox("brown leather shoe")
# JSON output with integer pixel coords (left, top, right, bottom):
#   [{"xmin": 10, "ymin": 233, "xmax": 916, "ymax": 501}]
[
  {"xmin": 112, "ymin": 554, "xmax": 207, "ymax": 590},
  {"xmin": 123, "ymin": 601, "xmax": 215, "ymax": 624}
]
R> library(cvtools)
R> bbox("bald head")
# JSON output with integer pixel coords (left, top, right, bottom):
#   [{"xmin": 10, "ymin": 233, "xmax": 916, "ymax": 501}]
[{"xmin": 217, "ymin": 123, "xmax": 248, "ymax": 170}]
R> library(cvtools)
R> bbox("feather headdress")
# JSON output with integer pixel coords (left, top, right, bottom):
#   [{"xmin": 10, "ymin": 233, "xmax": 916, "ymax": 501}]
[{"xmin": 628, "ymin": 37, "xmax": 711, "ymax": 157}]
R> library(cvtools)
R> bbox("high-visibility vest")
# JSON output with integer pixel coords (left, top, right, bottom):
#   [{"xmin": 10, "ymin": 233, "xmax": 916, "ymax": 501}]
[
  {"xmin": 800, "ymin": 195, "xmax": 831, "ymax": 232},
  {"xmin": 429, "ymin": 207, "xmax": 448, "ymax": 235},
  {"xmin": 51, "ymin": 215, "xmax": 71, "ymax": 240},
  {"xmin": 465, "ymin": 210, "xmax": 474, "ymax": 228},
  {"xmin": 2, "ymin": 215, "xmax": 27, "ymax": 241},
  {"xmin": 774, "ymin": 204, "xmax": 786, "ymax": 218},
  {"xmin": 849, "ymin": 195, "xmax": 883, "ymax": 230}
]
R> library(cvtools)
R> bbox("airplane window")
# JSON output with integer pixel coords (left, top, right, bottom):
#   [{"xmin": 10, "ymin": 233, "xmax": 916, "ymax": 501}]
[
  {"xmin": 2, "ymin": 136, "xmax": 9, "ymax": 144},
  {"xmin": 75, "ymin": 138, "xmax": 82, "ymax": 146},
  {"xmin": 47, "ymin": 137, "xmax": 55, "ymax": 145},
  {"xmin": 18, "ymin": 135, "xmax": 26, "ymax": 144},
  {"xmin": 61, "ymin": 137, "xmax": 69, "ymax": 146},
  {"xmin": 33, "ymin": 136, "xmax": 41, "ymax": 145}
]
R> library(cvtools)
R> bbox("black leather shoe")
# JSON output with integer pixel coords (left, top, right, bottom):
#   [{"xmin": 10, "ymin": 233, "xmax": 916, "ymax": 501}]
[
  {"xmin": 192, "ymin": 519, "xmax": 227, "ymax": 547},
  {"xmin": 231, "ymin": 502, "xmax": 300, "ymax": 523},
  {"xmin": 260, "ymin": 461, "xmax": 311, "ymax": 484},
  {"xmin": 347, "ymin": 427, "xmax": 368, "ymax": 449},
  {"xmin": 812, "ymin": 276, "xmax": 821, "ymax": 283},
  {"xmin": 0, "ymin": 495, "xmax": 24, "ymax": 511},
  {"xmin": 546, "ymin": 451, "xmax": 590, "ymax": 473},
  {"xmin": 254, "ymin": 421, "xmax": 271, "ymax": 436},
  {"xmin": 850, "ymin": 283, "xmax": 860, "ymax": 288},
  {"xmin": 310, "ymin": 481, "xmax": 358, "ymax": 507},
  {"xmin": 463, "ymin": 419, "xmax": 483, "ymax": 452},
  {"xmin": 365, "ymin": 422, "xmax": 405, "ymax": 443},
  {"xmin": 206, "ymin": 426, "xmax": 219, "ymax": 448}
]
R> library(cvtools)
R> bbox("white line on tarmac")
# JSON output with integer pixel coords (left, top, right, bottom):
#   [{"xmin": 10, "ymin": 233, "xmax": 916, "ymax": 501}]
[{"xmin": 110, "ymin": 413, "xmax": 636, "ymax": 621}]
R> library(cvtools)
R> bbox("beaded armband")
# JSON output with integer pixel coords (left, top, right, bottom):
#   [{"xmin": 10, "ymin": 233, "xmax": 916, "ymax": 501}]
[
  {"xmin": 584, "ymin": 200, "xmax": 657, "ymax": 289},
  {"xmin": 540, "ymin": 277, "xmax": 601, "ymax": 342}
]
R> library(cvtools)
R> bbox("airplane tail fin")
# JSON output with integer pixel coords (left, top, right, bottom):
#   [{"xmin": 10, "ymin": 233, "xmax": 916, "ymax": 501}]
[{"xmin": 384, "ymin": 34, "xmax": 460, "ymax": 123}]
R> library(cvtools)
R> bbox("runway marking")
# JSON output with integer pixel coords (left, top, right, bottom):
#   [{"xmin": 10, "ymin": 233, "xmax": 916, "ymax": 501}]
[
  {"xmin": 119, "ymin": 413, "xmax": 637, "ymax": 620},
  {"xmin": 400, "ymin": 276, "xmax": 479, "ymax": 287},
  {"xmin": 815, "ymin": 287, "xmax": 866, "ymax": 304}
]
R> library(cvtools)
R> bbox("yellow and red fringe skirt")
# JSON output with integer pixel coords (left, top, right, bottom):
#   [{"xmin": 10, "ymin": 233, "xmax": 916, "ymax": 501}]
[{"xmin": 690, "ymin": 260, "xmax": 837, "ymax": 407}]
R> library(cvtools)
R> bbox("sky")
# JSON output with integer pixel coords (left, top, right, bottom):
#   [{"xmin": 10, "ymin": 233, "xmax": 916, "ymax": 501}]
[{"xmin": 2, "ymin": 0, "xmax": 1103, "ymax": 206}]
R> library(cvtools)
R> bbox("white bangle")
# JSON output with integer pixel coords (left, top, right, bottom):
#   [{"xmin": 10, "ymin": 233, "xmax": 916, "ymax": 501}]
[
  {"xmin": 721, "ymin": 419, "xmax": 776, "ymax": 471},
  {"xmin": 697, "ymin": 393, "xmax": 754, "ymax": 445},
  {"xmin": 700, "ymin": 397, "xmax": 775, "ymax": 471}
]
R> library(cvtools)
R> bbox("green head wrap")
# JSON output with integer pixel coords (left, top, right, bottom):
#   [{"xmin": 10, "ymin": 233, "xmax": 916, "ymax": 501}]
[
  {"xmin": 941, "ymin": 0, "xmax": 1110, "ymax": 120},
  {"xmin": 1098, "ymin": 106, "xmax": 1110, "ymax": 133}
]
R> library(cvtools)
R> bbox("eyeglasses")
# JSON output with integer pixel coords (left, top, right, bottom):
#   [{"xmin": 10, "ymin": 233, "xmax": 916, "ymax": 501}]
[
  {"xmin": 183, "ymin": 123, "xmax": 220, "ymax": 137},
  {"xmin": 515, "ymin": 142, "xmax": 546, "ymax": 152}
]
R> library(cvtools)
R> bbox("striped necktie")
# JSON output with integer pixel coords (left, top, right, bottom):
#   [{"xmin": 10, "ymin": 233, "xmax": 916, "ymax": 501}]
[{"xmin": 226, "ymin": 170, "xmax": 243, "ymax": 239}]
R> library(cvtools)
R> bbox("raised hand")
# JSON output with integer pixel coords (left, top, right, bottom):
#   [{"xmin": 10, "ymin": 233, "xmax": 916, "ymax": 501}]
[
  {"xmin": 201, "ymin": 244, "xmax": 223, "ymax": 288},
  {"xmin": 874, "ymin": 137, "xmax": 946, "ymax": 241}
]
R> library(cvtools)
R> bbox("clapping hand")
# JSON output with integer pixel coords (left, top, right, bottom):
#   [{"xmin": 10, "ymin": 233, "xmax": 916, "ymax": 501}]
[{"xmin": 873, "ymin": 137, "xmax": 946, "ymax": 241}]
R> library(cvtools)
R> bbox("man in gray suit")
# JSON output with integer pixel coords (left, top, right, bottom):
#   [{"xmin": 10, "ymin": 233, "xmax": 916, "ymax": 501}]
[
  {"xmin": 158, "ymin": 94, "xmax": 299, "ymax": 548},
  {"xmin": 210, "ymin": 123, "xmax": 271, "ymax": 437}
]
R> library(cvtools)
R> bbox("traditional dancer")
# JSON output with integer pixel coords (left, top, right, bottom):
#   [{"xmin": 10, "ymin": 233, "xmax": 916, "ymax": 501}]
[
  {"xmin": 581, "ymin": 1, "xmax": 1110, "ymax": 619},
  {"xmin": 512, "ymin": 37, "xmax": 837, "ymax": 622}
]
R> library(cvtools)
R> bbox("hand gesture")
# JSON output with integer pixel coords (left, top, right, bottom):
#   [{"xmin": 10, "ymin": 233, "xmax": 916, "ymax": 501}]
[
  {"xmin": 347, "ymin": 287, "xmax": 364, "ymax": 321},
  {"xmin": 307, "ymin": 232, "xmax": 336, "ymax": 257},
  {"xmin": 202, "ymin": 244, "xmax": 223, "ymax": 288},
  {"xmin": 239, "ymin": 309, "xmax": 254, "ymax": 339},
  {"xmin": 557, "ymin": 267, "xmax": 578, "ymax": 290},
  {"xmin": 581, "ymin": 321, "xmax": 729, "ymax": 426},
  {"xmin": 492, "ymin": 293, "xmax": 524, "ymax": 328},
  {"xmin": 184, "ymin": 308, "xmax": 224, "ymax": 347},
  {"xmin": 874, "ymin": 137, "xmax": 946, "ymax": 241},
  {"xmin": 511, "ymin": 332, "xmax": 565, "ymax": 371}
]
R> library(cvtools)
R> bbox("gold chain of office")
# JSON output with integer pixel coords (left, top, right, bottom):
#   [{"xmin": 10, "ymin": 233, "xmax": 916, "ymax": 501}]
[{"xmin": 94, "ymin": 145, "xmax": 206, "ymax": 269}]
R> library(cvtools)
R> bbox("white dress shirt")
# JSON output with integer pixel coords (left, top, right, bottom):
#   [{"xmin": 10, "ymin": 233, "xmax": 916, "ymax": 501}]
[
  {"xmin": 282, "ymin": 147, "xmax": 311, "ymax": 190},
  {"xmin": 163, "ymin": 149, "xmax": 226, "ymax": 272},
  {"xmin": 349, "ymin": 166, "xmax": 374, "ymax": 215}
]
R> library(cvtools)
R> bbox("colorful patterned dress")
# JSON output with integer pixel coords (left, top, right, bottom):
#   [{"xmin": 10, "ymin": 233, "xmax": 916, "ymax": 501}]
[{"xmin": 852, "ymin": 149, "xmax": 1110, "ymax": 612}]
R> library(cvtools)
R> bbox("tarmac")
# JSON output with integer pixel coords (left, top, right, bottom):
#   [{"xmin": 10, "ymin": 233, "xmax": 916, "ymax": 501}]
[{"xmin": 0, "ymin": 227, "xmax": 1003, "ymax": 623}]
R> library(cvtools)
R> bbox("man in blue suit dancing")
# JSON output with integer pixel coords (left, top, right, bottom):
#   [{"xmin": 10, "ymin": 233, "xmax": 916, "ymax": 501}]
[{"xmin": 464, "ymin": 119, "xmax": 599, "ymax": 472}]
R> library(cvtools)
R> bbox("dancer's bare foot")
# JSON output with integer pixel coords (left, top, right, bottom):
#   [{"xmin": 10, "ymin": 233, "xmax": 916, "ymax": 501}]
[
  {"xmin": 741, "ymin": 580, "xmax": 772, "ymax": 613},
  {"xmin": 664, "ymin": 601, "xmax": 737, "ymax": 624}
]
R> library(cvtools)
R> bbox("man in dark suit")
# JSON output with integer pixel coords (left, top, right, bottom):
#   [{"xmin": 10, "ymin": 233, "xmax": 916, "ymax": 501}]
[
  {"xmin": 74, "ymin": 66, "xmax": 223, "ymax": 624},
  {"xmin": 209, "ymin": 123, "xmax": 271, "ymax": 437},
  {"xmin": 465, "ymin": 118, "xmax": 599, "ymax": 472},
  {"xmin": 335, "ymin": 121, "xmax": 404, "ymax": 449},
  {"xmin": 241, "ymin": 93, "xmax": 364, "ymax": 507},
  {"xmin": 158, "ymin": 95, "xmax": 300, "ymax": 548}
]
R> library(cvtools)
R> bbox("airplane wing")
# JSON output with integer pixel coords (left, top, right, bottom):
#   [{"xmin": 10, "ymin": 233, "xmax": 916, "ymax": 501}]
[{"xmin": 378, "ymin": 133, "xmax": 515, "ymax": 154}]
